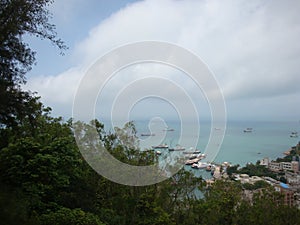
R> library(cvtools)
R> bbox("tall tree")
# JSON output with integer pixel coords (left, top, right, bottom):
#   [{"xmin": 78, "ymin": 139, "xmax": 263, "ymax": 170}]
[{"xmin": 0, "ymin": 0, "xmax": 66, "ymax": 128}]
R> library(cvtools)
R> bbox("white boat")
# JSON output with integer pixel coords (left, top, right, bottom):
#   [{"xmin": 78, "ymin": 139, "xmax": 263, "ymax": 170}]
[
  {"xmin": 183, "ymin": 148, "xmax": 201, "ymax": 155},
  {"xmin": 199, "ymin": 153, "xmax": 206, "ymax": 159},
  {"xmin": 183, "ymin": 147, "xmax": 201, "ymax": 154},
  {"xmin": 188, "ymin": 154, "xmax": 199, "ymax": 160},
  {"xmin": 185, "ymin": 158, "xmax": 201, "ymax": 165},
  {"xmin": 155, "ymin": 151, "xmax": 162, "ymax": 155},
  {"xmin": 152, "ymin": 144, "xmax": 168, "ymax": 149},
  {"xmin": 191, "ymin": 162, "xmax": 210, "ymax": 169},
  {"xmin": 169, "ymin": 144, "xmax": 185, "ymax": 151}
]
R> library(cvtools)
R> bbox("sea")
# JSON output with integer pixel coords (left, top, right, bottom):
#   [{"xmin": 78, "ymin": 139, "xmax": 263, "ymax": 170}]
[{"xmin": 103, "ymin": 120, "xmax": 300, "ymax": 179}]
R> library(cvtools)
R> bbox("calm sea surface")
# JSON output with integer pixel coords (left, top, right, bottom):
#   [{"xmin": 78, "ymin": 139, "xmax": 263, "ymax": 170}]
[{"xmin": 104, "ymin": 120, "xmax": 300, "ymax": 167}]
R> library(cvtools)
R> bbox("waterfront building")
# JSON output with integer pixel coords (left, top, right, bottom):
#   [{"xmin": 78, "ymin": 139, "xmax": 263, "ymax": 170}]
[
  {"xmin": 268, "ymin": 160, "xmax": 299, "ymax": 173},
  {"xmin": 269, "ymin": 161, "xmax": 281, "ymax": 171}
]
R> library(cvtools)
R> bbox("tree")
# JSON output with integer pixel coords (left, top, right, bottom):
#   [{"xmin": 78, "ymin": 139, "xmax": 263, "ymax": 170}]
[
  {"xmin": 0, "ymin": 0, "xmax": 66, "ymax": 85},
  {"xmin": 0, "ymin": 0, "xmax": 66, "ymax": 128},
  {"xmin": 39, "ymin": 207, "xmax": 105, "ymax": 225},
  {"xmin": 200, "ymin": 180, "xmax": 242, "ymax": 225},
  {"xmin": 226, "ymin": 164, "xmax": 239, "ymax": 176}
]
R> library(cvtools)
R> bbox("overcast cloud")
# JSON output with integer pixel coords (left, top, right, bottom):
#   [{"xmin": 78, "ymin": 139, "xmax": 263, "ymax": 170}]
[{"xmin": 25, "ymin": 0, "xmax": 300, "ymax": 121}]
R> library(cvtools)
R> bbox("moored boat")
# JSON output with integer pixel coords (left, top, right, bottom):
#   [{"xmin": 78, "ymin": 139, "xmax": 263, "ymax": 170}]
[
  {"xmin": 169, "ymin": 144, "xmax": 185, "ymax": 151},
  {"xmin": 191, "ymin": 162, "xmax": 210, "ymax": 169},
  {"xmin": 183, "ymin": 150, "xmax": 201, "ymax": 154},
  {"xmin": 152, "ymin": 144, "xmax": 169, "ymax": 149},
  {"xmin": 185, "ymin": 154, "xmax": 206, "ymax": 165}
]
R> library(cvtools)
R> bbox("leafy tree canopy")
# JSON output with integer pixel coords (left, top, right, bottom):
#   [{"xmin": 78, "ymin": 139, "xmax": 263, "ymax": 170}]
[{"xmin": 0, "ymin": 0, "xmax": 66, "ymax": 128}]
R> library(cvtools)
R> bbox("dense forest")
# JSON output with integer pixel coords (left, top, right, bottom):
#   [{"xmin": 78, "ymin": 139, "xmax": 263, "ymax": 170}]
[{"xmin": 1, "ymin": 1, "xmax": 300, "ymax": 224}]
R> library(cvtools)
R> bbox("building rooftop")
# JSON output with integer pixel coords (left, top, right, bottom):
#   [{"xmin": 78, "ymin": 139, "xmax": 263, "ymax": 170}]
[{"xmin": 280, "ymin": 182, "xmax": 289, "ymax": 189}]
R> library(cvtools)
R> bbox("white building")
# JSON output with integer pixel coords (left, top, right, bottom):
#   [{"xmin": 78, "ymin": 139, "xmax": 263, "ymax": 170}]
[
  {"xmin": 234, "ymin": 174, "xmax": 263, "ymax": 184},
  {"xmin": 269, "ymin": 161, "xmax": 281, "ymax": 171},
  {"xmin": 260, "ymin": 157, "xmax": 269, "ymax": 166},
  {"xmin": 268, "ymin": 161, "xmax": 299, "ymax": 173}
]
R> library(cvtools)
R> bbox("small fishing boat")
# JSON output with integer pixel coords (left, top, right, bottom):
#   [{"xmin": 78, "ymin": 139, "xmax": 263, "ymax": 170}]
[{"xmin": 244, "ymin": 128, "xmax": 253, "ymax": 133}]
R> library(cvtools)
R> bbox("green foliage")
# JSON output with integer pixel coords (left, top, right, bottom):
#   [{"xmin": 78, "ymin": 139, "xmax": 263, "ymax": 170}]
[
  {"xmin": 276, "ymin": 155, "xmax": 293, "ymax": 162},
  {"xmin": 0, "ymin": 0, "xmax": 66, "ymax": 85},
  {"xmin": 201, "ymin": 180, "xmax": 242, "ymax": 225},
  {"xmin": 235, "ymin": 186, "xmax": 295, "ymax": 225},
  {"xmin": 226, "ymin": 164, "xmax": 239, "ymax": 176},
  {"xmin": 0, "ymin": 0, "xmax": 66, "ymax": 129},
  {"xmin": 2, "ymin": 114, "xmax": 300, "ymax": 224},
  {"xmin": 39, "ymin": 208, "xmax": 104, "ymax": 225},
  {"xmin": 238, "ymin": 163, "xmax": 277, "ymax": 179},
  {"xmin": 242, "ymin": 180, "xmax": 269, "ymax": 190},
  {"xmin": 0, "ymin": 185, "xmax": 32, "ymax": 225}
]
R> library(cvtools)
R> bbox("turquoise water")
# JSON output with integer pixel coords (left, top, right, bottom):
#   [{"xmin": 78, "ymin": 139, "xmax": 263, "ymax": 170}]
[
  {"xmin": 105, "ymin": 120, "xmax": 300, "ymax": 167},
  {"xmin": 214, "ymin": 121, "xmax": 299, "ymax": 166}
]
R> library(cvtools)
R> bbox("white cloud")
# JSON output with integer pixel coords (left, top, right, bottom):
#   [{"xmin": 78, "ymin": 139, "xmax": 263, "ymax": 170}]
[
  {"xmin": 26, "ymin": 0, "xmax": 300, "ymax": 120},
  {"xmin": 25, "ymin": 67, "xmax": 83, "ymax": 117}
]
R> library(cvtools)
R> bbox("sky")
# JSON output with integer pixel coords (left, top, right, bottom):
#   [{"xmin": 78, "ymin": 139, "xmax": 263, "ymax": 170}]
[{"xmin": 24, "ymin": 0, "xmax": 300, "ymax": 122}]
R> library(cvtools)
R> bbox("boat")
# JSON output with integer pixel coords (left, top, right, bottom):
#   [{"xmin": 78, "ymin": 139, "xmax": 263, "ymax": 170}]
[
  {"xmin": 168, "ymin": 144, "xmax": 185, "ymax": 151},
  {"xmin": 141, "ymin": 133, "xmax": 155, "ymax": 136},
  {"xmin": 183, "ymin": 150, "xmax": 201, "ymax": 154},
  {"xmin": 244, "ymin": 128, "xmax": 253, "ymax": 133},
  {"xmin": 152, "ymin": 144, "xmax": 169, "ymax": 149},
  {"xmin": 185, "ymin": 158, "xmax": 201, "ymax": 165},
  {"xmin": 188, "ymin": 154, "xmax": 198, "ymax": 160},
  {"xmin": 155, "ymin": 151, "xmax": 162, "ymax": 155},
  {"xmin": 290, "ymin": 132, "xmax": 298, "ymax": 138},
  {"xmin": 183, "ymin": 147, "xmax": 201, "ymax": 154},
  {"xmin": 184, "ymin": 154, "xmax": 206, "ymax": 165},
  {"xmin": 163, "ymin": 128, "xmax": 174, "ymax": 131},
  {"xmin": 191, "ymin": 162, "xmax": 210, "ymax": 169},
  {"xmin": 199, "ymin": 153, "xmax": 206, "ymax": 159}
]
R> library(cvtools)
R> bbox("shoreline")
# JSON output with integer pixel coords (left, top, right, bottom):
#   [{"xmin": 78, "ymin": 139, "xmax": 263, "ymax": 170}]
[{"xmin": 284, "ymin": 148, "xmax": 292, "ymax": 156}]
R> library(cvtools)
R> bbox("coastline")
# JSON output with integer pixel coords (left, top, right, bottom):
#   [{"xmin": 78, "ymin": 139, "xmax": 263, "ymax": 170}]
[{"xmin": 284, "ymin": 148, "xmax": 292, "ymax": 156}]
